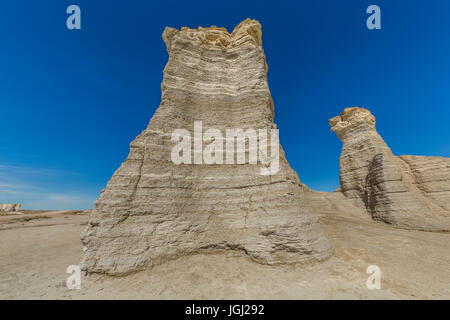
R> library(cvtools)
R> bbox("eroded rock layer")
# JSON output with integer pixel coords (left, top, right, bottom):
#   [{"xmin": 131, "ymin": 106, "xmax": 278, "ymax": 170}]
[
  {"xmin": 0, "ymin": 204, "xmax": 20, "ymax": 212},
  {"xmin": 81, "ymin": 19, "xmax": 332, "ymax": 275},
  {"xmin": 330, "ymin": 107, "xmax": 450, "ymax": 231}
]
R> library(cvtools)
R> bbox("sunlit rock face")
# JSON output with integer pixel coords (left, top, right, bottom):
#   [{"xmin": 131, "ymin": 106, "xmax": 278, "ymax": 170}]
[
  {"xmin": 0, "ymin": 204, "xmax": 21, "ymax": 213},
  {"xmin": 330, "ymin": 107, "xmax": 450, "ymax": 232},
  {"xmin": 81, "ymin": 19, "xmax": 332, "ymax": 275}
]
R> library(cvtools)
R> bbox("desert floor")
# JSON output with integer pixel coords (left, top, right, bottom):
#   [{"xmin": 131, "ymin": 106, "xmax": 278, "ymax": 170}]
[{"xmin": 0, "ymin": 200, "xmax": 449, "ymax": 299}]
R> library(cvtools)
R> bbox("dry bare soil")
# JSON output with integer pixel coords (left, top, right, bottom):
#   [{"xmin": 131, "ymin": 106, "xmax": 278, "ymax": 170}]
[{"xmin": 0, "ymin": 202, "xmax": 448, "ymax": 299}]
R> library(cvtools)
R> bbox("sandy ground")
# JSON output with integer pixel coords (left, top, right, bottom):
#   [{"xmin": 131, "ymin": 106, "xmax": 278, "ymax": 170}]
[{"xmin": 0, "ymin": 203, "xmax": 449, "ymax": 300}]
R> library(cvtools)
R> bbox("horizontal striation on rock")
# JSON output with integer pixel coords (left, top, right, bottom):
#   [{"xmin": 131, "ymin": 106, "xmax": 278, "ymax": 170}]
[
  {"xmin": 330, "ymin": 107, "xmax": 450, "ymax": 232},
  {"xmin": 81, "ymin": 19, "xmax": 332, "ymax": 275}
]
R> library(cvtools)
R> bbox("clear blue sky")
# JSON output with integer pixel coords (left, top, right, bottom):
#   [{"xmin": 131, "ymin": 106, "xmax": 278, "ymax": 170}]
[{"xmin": 1, "ymin": 1, "xmax": 449, "ymax": 210}]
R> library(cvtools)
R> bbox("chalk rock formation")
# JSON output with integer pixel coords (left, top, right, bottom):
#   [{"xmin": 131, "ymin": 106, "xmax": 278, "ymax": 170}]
[
  {"xmin": 330, "ymin": 107, "xmax": 450, "ymax": 231},
  {"xmin": 81, "ymin": 19, "xmax": 332, "ymax": 275},
  {"xmin": 0, "ymin": 204, "xmax": 21, "ymax": 214}
]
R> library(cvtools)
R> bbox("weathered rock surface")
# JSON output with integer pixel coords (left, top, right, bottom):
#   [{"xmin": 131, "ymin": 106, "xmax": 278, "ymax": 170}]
[
  {"xmin": 81, "ymin": 19, "xmax": 332, "ymax": 275},
  {"xmin": 330, "ymin": 107, "xmax": 450, "ymax": 231},
  {"xmin": 0, "ymin": 204, "xmax": 21, "ymax": 215}
]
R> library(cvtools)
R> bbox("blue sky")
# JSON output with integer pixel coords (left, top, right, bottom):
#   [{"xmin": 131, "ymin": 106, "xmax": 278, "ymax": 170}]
[{"xmin": 1, "ymin": 1, "xmax": 449, "ymax": 209}]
